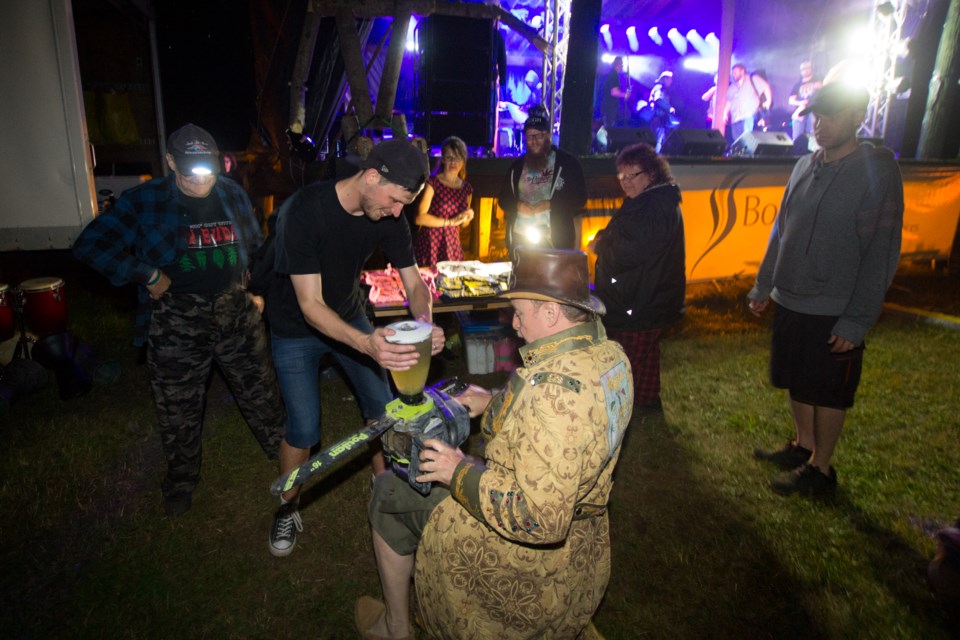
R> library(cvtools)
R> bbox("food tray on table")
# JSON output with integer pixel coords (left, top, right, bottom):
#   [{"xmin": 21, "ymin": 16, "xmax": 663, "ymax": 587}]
[{"xmin": 435, "ymin": 261, "xmax": 511, "ymax": 301}]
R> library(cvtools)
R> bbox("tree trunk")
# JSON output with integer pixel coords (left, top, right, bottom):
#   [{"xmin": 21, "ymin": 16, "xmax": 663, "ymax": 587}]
[{"xmin": 917, "ymin": 0, "xmax": 960, "ymax": 159}]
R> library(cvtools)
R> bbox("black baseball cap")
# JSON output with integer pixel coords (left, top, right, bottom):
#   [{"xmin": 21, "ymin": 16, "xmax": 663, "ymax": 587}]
[
  {"xmin": 351, "ymin": 139, "xmax": 429, "ymax": 193},
  {"xmin": 524, "ymin": 104, "xmax": 550, "ymax": 133},
  {"xmin": 167, "ymin": 124, "xmax": 219, "ymax": 176},
  {"xmin": 799, "ymin": 83, "xmax": 870, "ymax": 117}
]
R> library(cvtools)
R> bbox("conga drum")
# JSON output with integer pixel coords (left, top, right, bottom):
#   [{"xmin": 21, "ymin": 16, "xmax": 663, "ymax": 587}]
[
  {"xmin": 19, "ymin": 277, "xmax": 68, "ymax": 337},
  {"xmin": 0, "ymin": 283, "xmax": 14, "ymax": 342}
]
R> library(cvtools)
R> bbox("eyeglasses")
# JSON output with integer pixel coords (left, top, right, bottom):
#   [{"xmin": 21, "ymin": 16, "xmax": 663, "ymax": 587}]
[
  {"xmin": 525, "ymin": 132, "xmax": 547, "ymax": 142},
  {"xmin": 441, "ymin": 155, "xmax": 462, "ymax": 163},
  {"xmin": 617, "ymin": 170, "xmax": 644, "ymax": 182}
]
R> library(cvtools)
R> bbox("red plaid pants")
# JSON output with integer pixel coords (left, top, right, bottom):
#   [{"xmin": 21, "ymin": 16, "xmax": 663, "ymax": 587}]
[{"xmin": 608, "ymin": 327, "xmax": 663, "ymax": 407}]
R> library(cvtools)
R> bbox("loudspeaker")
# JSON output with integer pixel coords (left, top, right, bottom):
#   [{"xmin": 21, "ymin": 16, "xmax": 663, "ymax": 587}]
[
  {"xmin": 661, "ymin": 128, "xmax": 727, "ymax": 157},
  {"xmin": 730, "ymin": 131, "xmax": 794, "ymax": 157},
  {"xmin": 415, "ymin": 16, "xmax": 496, "ymax": 147},
  {"xmin": 606, "ymin": 127, "xmax": 657, "ymax": 152},
  {"xmin": 792, "ymin": 134, "xmax": 815, "ymax": 156}
]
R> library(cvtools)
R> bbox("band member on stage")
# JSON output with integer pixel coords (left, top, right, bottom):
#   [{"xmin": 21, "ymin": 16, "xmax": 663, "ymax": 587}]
[
  {"xmin": 648, "ymin": 71, "xmax": 679, "ymax": 152},
  {"xmin": 601, "ymin": 56, "xmax": 631, "ymax": 128},
  {"xmin": 725, "ymin": 63, "xmax": 772, "ymax": 140},
  {"xmin": 789, "ymin": 60, "xmax": 823, "ymax": 142}
]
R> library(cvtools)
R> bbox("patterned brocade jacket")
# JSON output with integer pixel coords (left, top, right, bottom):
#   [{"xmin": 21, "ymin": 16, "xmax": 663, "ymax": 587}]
[{"xmin": 415, "ymin": 320, "xmax": 633, "ymax": 639}]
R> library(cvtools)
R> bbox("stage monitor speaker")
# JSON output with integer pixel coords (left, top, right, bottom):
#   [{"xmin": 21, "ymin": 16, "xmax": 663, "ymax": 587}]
[
  {"xmin": 730, "ymin": 131, "xmax": 794, "ymax": 157},
  {"xmin": 606, "ymin": 127, "xmax": 657, "ymax": 152},
  {"xmin": 661, "ymin": 128, "xmax": 726, "ymax": 157},
  {"xmin": 792, "ymin": 134, "xmax": 816, "ymax": 156}
]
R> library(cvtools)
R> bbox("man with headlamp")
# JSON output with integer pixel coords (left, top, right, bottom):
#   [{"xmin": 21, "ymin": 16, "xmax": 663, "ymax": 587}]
[{"xmin": 74, "ymin": 123, "xmax": 285, "ymax": 517}]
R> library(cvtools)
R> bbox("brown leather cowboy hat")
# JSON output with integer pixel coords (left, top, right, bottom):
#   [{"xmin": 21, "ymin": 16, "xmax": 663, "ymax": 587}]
[{"xmin": 500, "ymin": 247, "xmax": 606, "ymax": 315}]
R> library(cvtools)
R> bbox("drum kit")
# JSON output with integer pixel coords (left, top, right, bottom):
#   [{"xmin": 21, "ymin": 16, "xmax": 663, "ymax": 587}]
[{"xmin": 0, "ymin": 276, "xmax": 92, "ymax": 407}]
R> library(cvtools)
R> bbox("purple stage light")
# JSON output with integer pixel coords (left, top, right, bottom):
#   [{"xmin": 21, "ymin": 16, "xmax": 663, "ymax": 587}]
[
  {"xmin": 667, "ymin": 28, "xmax": 688, "ymax": 55},
  {"xmin": 648, "ymin": 26, "xmax": 663, "ymax": 46},
  {"xmin": 687, "ymin": 29, "xmax": 712, "ymax": 57},
  {"xmin": 626, "ymin": 26, "xmax": 639, "ymax": 52}
]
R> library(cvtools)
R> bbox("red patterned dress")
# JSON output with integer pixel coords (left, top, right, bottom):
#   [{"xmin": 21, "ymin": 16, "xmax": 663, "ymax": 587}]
[{"xmin": 414, "ymin": 175, "xmax": 473, "ymax": 266}]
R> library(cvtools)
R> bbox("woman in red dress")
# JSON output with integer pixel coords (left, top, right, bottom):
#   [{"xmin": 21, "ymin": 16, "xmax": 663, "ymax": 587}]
[{"xmin": 413, "ymin": 136, "xmax": 474, "ymax": 266}]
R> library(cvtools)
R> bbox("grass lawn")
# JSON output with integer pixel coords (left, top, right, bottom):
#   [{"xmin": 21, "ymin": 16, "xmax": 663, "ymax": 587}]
[{"xmin": 1, "ymin": 266, "xmax": 958, "ymax": 639}]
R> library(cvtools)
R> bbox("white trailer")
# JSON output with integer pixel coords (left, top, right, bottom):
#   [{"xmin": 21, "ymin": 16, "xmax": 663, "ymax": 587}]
[{"xmin": 0, "ymin": 0, "xmax": 96, "ymax": 251}]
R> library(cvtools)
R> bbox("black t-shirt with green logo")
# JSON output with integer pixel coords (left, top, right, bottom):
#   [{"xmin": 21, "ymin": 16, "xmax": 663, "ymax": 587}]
[{"xmin": 167, "ymin": 191, "xmax": 242, "ymax": 294}]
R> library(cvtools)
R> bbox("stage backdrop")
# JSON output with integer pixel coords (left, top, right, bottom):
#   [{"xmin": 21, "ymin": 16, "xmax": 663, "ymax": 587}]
[{"xmin": 466, "ymin": 157, "xmax": 960, "ymax": 283}]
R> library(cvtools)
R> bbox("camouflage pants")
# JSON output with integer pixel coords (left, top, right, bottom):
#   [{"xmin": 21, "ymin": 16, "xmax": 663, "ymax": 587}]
[{"xmin": 147, "ymin": 287, "xmax": 284, "ymax": 497}]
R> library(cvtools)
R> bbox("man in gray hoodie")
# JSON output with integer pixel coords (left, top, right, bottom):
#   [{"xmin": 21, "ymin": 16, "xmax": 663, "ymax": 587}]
[{"xmin": 747, "ymin": 83, "xmax": 903, "ymax": 496}]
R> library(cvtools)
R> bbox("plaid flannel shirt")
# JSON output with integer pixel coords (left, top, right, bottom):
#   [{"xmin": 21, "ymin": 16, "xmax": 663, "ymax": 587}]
[{"xmin": 73, "ymin": 175, "xmax": 263, "ymax": 346}]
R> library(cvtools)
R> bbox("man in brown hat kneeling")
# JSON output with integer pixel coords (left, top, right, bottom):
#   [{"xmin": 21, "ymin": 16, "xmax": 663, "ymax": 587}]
[{"xmin": 356, "ymin": 247, "xmax": 633, "ymax": 639}]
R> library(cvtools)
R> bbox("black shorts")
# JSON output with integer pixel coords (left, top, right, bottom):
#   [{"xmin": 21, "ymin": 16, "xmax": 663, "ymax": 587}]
[{"xmin": 770, "ymin": 304, "xmax": 864, "ymax": 409}]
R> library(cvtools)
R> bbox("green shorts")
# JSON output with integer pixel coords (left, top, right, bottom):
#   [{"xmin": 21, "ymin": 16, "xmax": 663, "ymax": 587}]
[{"xmin": 368, "ymin": 472, "xmax": 450, "ymax": 556}]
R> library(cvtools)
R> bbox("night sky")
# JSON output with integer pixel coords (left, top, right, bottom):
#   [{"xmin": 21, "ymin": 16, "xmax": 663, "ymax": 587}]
[{"xmin": 154, "ymin": 0, "xmax": 256, "ymax": 150}]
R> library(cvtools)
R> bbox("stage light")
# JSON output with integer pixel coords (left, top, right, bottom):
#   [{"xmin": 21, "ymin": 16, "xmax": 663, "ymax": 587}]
[
  {"xmin": 626, "ymin": 26, "xmax": 639, "ymax": 52},
  {"xmin": 683, "ymin": 56, "xmax": 719, "ymax": 74},
  {"xmin": 648, "ymin": 26, "xmax": 663, "ymax": 46},
  {"xmin": 600, "ymin": 53, "xmax": 617, "ymax": 64},
  {"xmin": 686, "ymin": 29, "xmax": 711, "ymax": 57},
  {"xmin": 600, "ymin": 23, "xmax": 612, "ymax": 50},
  {"xmin": 846, "ymin": 26, "xmax": 871, "ymax": 56},
  {"xmin": 405, "ymin": 18, "xmax": 417, "ymax": 52},
  {"xmin": 705, "ymin": 32, "xmax": 719, "ymax": 49},
  {"xmin": 667, "ymin": 28, "xmax": 688, "ymax": 55}
]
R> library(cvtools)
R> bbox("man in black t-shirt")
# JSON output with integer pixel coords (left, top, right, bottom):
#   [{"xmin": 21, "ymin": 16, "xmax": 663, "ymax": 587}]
[
  {"xmin": 266, "ymin": 139, "xmax": 444, "ymax": 557},
  {"xmin": 74, "ymin": 124, "xmax": 285, "ymax": 518},
  {"xmin": 601, "ymin": 56, "xmax": 631, "ymax": 128},
  {"xmin": 789, "ymin": 60, "xmax": 823, "ymax": 142}
]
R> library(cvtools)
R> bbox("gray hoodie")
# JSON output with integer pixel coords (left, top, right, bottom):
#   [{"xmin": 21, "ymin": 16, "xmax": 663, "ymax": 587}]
[{"xmin": 748, "ymin": 143, "xmax": 903, "ymax": 344}]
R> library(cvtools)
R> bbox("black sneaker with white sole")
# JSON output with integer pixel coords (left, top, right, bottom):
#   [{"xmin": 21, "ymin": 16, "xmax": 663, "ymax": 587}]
[{"xmin": 269, "ymin": 502, "xmax": 303, "ymax": 557}]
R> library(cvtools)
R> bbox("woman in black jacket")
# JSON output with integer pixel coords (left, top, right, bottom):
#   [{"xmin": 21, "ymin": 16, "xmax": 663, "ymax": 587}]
[{"xmin": 591, "ymin": 143, "xmax": 686, "ymax": 413}]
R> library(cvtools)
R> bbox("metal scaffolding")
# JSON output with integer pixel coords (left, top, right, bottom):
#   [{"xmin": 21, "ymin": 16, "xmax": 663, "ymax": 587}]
[
  {"xmin": 540, "ymin": 0, "xmax": 572, "ymax": 133},
  {"xmin": 862, "ymin": 0, "xmax": 909, "ymax": 139}
]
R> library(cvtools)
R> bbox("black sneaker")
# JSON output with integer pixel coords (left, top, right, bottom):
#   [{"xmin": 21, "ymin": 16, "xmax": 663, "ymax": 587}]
[
  {"xmin": 269, "ymin": 502, "xmax": 302, "ymax": 557},
  {"xmin": 753, "ymin": 441, "xmax": 812, "ymax": 470},
  {"xmin": 163, "ymin": 491, "xmax": 192, "ymax": 517},
  {"xmin": 770, "ymin": 464, "xmax": 837, "ymax": 496}
]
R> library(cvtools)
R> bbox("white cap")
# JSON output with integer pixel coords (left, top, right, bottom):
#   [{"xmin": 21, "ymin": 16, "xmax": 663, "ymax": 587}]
[{"xmin": 384, "ymin": 320, "xmax": 433, "ymax": 344}]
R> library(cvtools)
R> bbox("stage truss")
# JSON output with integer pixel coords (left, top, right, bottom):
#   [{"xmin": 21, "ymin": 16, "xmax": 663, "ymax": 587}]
[
  {"xmin": 862, "ymin": 0, "xmax": 909, "ymax": 139},
  {"xmin": 540, "ymin": 0, "xmax": 571, "ymax": 132}
]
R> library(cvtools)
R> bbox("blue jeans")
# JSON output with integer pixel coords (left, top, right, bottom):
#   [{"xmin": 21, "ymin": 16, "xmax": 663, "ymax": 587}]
[
  {"xmin": 731, "ymin": 114, "xmax": 755, "ymax": 142},
  {"xmin": 271, "ymin": 315, "xmax": 391, "ymax": 449}
]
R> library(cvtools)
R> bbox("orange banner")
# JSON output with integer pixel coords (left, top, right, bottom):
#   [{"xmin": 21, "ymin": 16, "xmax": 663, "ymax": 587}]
[{"xmin": 574, "ymin": 161, "xmax": 960, "ymax": 282}]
